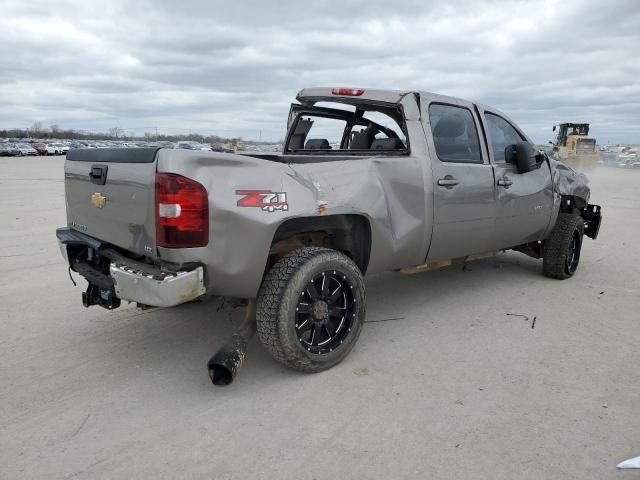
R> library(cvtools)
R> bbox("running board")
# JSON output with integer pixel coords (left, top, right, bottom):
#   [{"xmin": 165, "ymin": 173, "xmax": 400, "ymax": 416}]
[{"xmin": 399, "ymin": 251, "xmax": 499, "ymax": 275}]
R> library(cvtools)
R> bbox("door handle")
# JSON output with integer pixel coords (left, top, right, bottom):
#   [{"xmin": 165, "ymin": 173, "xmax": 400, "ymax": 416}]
[
  {"xmin": 497, "ymin": 178, "xmax": 513, "ymax": 188},
  {"xmin": 437, "ymin": 177, "xmax": 459, "ymax": 187},
  {"xmin": 89, "ymin": 164, "xmax": 108, "ymax": 185}
]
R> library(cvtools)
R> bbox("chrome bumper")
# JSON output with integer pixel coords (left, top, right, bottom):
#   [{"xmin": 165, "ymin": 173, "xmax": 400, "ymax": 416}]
[
  {"xmin": 56, "ymin": 227, "xmax": 206, "ymax": 309},
  {"xmin": 110, "ymin": 264, "xmax": 206, "ymax": 308}
]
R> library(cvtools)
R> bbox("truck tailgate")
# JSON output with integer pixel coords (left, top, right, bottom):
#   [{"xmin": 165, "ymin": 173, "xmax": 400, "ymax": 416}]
[{"xmin": 64, "ymin": 148, "xmax": 159, "ymax": 257}]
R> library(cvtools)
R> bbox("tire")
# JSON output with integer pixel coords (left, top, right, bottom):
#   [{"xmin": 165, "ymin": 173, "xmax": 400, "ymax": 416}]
[
  {"xmin": 256, "ymin": 247, "xmax": 366, "ymax": 373},
  {"xmin": 543, "ymin": 213, "xmax": 584, "ymax": 279}
]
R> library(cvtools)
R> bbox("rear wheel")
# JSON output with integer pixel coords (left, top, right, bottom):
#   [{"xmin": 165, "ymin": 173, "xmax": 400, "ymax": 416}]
[
  {"xmin": 543, "ymin": 213, "xmax": 583, "ymax": 279},
  {"xmin": 256, "ymin": 247, "xmax": 365, "ymax": 373}
]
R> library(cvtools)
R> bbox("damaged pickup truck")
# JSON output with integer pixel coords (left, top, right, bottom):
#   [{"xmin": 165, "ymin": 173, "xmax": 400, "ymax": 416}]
[{"xmin": 57, "ymin": 87, "xmax": 602, "ymax": 384}]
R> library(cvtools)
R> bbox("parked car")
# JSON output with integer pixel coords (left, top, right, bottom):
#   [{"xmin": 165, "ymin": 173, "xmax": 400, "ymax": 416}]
[
  {"xmin": 33, "ymin": 143, "xmax": 49, "ymax": 155},
  {"xmin": 45, "ymin": 144, "xmax": 60, "ymax": 155},
  {"xmin": 56, "ymin": 143, "xmax": 70, "ymax": 154},
  {"xmin": 3, "ymin": 144, "xmax": 21, "ymax": 156},
  {"xmin": 0, "ymin": 144, "xmax": 14, "ymax": 156},
  {"xmin": 175, "ymin": 142, "xmax": 198, "ymax": 150},
  {"xmin": 56, "ymin": 87, "xmax": 602, "ymax": 385},
  {"xmin": 15, "ymin": 143, "xmax": 38, "ymax": 156}
]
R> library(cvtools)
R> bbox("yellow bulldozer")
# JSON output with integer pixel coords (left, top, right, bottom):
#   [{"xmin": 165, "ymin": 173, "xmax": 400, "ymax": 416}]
[{"xmin": 550, "ymin": 122, "xmax": 601, "ymax": 170}]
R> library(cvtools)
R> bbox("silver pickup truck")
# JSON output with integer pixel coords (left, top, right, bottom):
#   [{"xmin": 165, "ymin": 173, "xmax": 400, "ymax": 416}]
[{"xmin": 57, "ymin": 87, "xmax": 602, "ymax": 384}]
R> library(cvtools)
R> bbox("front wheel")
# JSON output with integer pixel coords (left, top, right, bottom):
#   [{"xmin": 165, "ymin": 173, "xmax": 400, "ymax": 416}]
[
  {"xmin": 256, "ymin": 247, "xmax": 366, "ymax": 373},
  {"xmin": 543, "ymin": 213, "xmax": 584, "ymax": 279}
]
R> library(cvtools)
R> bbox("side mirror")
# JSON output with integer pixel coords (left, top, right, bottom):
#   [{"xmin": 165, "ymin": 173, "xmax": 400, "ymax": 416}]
[
  {"xmin": 552, "ymin": 125, "xmax": 556, "ymax": 132},
  {"xmin": 505, "ymin": 142, "xmax": 542, "ymax": 173}
]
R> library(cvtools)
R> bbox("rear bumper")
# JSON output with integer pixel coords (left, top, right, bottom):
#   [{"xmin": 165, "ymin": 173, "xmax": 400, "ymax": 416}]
[
  {"xmin": 56, "ymin": 227, "xmax": 206, "ymax": 308},
  {"xmin": 110, "ymin": 264, "xmax": 205, "ymax": 307}
]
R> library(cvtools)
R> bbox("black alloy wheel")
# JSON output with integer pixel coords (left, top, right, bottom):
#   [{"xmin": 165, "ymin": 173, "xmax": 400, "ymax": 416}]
[
  {"xmin": 295, "ymin": 270, "xmax": 355, "ymax": 355},
  {"xmin": 565, "ymin": 228, "xmax": 582, "ymax": 275}
]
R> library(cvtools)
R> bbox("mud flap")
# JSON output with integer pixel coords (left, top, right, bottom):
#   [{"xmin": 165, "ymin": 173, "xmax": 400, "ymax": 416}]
[{"xmin": 580, "ymin": 204, "xmax": 602, "ymax": 240}]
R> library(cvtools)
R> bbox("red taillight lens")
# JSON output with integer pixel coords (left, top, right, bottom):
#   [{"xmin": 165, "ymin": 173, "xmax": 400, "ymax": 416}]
[
  {"xmin": 331, "ymin": 88, "xmax": 365, "ymax": 96},
  {"xmin": 155, "ymin": 172, "xmax": 209, "ymax": 248}
]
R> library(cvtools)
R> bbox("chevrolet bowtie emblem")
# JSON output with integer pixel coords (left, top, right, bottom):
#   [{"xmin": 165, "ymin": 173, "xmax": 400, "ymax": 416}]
[{"xmin": 91, "ymin": 192, "xmax": 106, "ymax": 208}]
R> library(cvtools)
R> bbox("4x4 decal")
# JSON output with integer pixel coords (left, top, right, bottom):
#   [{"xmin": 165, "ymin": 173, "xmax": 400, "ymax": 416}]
[{"xmin": 236, "ymin": 190, "xmax": 289, "ymax": 212}]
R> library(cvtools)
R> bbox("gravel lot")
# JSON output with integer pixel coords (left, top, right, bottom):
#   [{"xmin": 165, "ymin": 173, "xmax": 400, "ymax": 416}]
[{"xmin": 1, "ymin": 155, "xmax": 638, "ymax": 479}]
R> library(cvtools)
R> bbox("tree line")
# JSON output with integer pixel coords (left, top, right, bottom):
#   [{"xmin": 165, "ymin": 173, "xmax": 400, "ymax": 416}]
[{"xmin": 1, "ymin": 122, "xmax": 274, "ymax": 145}]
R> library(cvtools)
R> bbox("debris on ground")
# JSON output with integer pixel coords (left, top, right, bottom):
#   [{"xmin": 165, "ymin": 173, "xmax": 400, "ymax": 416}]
[{"xmin": 617, "ymin": 456, "xmax": 640, "ymax": 469}]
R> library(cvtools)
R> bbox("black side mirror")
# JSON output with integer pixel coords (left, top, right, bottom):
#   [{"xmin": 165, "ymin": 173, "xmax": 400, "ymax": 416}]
[
  {"xmin": 505, "ymin": 142, "xmax": 542, "ymax": 173},
  {"xmin": 552, "ymin": 125, "xmax": 556, "ymax": 132}
]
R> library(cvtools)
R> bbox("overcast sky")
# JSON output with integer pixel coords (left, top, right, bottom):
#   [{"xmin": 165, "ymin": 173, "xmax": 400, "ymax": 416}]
[{"xmin": 3, "ymin": 0, "xmax": 639, "ymax": 143}]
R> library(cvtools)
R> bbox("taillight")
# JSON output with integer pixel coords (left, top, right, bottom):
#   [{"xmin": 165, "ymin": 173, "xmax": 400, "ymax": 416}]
[
  {"xmin": 155, "ymin": 172, "xmax": 209, "ymax": 248},
  {"xmin": 331, "ymin": 88, "xmax": 365, "ymax": 96}
]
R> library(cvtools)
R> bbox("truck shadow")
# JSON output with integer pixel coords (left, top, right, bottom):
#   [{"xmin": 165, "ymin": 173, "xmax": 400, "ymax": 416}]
[{"xmin": 83, "ymin": 251, "xmax": 548, "ymax": 390}]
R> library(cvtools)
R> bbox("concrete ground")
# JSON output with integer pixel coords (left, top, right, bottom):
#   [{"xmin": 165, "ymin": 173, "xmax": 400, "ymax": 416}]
[{"xmin": 1, "ymin": 155, "xmax": 638, "ymax": 480}]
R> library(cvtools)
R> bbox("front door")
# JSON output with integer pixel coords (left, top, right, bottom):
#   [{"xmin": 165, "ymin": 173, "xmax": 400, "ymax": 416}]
[
  {"xmin": 422, "ymin": 97, "xmax": 496, "ymax": 261},
  {"xmin": 480, "ymin": 109, "xmax": 554, "ymax": 248}
]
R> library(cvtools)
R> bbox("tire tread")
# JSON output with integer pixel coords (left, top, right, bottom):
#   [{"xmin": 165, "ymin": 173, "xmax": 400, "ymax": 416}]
[
  {"xmin": 543, "ymin": 213, "xmax": 582, "ymax": 279},
  {"xmin": 256, "ymin": 247, "xmax": 364, "ymax": 373}
]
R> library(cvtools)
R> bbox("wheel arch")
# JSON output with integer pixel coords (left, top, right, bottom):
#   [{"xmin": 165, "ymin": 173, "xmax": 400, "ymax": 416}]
[{"xmin": 268, "ymin": 214, "xmax": 372, "ymax": 274}]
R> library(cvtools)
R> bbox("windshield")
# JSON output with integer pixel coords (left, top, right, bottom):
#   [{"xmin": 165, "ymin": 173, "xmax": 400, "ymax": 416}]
[{"xmin": 565, "ymin": 124, "xmax": 589, "ymax": 136}]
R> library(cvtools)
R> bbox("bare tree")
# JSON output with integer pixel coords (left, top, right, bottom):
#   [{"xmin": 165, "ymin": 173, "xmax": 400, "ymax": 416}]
[
  {"xmin": 108, "ymin": 127, "xmax": 124, "ymax": 139},
  {"xmin": 50, "ymin": 124, "xmax": 60, "ymax": 137},
  {"xmin": 31, "ymin": 121, "xmax": 43, "ymax": 137}
]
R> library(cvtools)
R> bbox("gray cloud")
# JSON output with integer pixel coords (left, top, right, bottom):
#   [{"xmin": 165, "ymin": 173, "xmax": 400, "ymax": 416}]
[{"xmin": 2, "ymin": 0, "xmax": 639, "ymax": 142}]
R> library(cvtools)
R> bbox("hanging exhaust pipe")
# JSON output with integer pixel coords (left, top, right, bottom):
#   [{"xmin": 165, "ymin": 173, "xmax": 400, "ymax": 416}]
[{"xmin": 207, "ymin": 299, "xmax": 257, "ymax": 386}]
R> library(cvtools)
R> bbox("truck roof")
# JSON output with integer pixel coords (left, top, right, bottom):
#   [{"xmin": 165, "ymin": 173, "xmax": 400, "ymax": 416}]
[
  {"xmin": 297, "ymin": 86, "xmax": 487, "ymax": 112},
  {"xmin": 295, "ymin": 87, "xmax": 528, "ymax": 132}
]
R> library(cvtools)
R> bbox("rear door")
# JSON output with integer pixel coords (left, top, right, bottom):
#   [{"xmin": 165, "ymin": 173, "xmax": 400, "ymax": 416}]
[
  {"xmin": 479, "ymin": 108, "xmax": 554, "ymax": 247},
  {"xmin": 64, "ymin": 148, "xmax": 159, "ymax": 257},
  {"xmin": 421, "ymin": 96, "xmax": 496, "ymax": 261}
]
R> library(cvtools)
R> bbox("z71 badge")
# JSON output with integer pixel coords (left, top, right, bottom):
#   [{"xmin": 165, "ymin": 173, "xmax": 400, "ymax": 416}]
[{"xmin": 236, "ymin": 190, "xmax": 289, "ymax": 212}]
